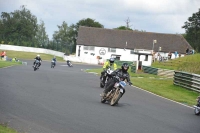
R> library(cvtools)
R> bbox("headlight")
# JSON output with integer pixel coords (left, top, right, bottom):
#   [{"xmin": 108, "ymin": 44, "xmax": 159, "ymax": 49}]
[{"xmin": 114, "ymin": 83, "xmax": 119, "ymax": 87}]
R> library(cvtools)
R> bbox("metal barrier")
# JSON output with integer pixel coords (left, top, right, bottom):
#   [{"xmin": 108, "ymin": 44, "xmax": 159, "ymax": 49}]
[
  {"xmin": 174, "ymin": 71, "xmax": 200, "ymax": 92},
  {"xmin": 142, "ymin": 66, "xmax": 158, "ymax": 75},
  {"xmin": 131, "ymin": 66, "xmax": 136, "ymax": 73}
]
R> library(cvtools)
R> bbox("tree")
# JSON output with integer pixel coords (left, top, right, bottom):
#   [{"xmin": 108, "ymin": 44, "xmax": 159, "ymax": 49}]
[
  {"xmin": 114, "ymin": 26, "xmax": 133, "ymax": 30},
  {"xmin": 53, "ymin": 21, "xmax": 71, "ymax": 53},
  {"xmin": 71, "ymin": 18, "xmax": 104, "ymax": 52},
  {"xmin": 35, "ymin": 20, "xmax": 49, "ymax": 48},
  {"xmin": 182, "ymin": 9, "xmax": 200, "ymax": 52},
  {"xmin": 76, "ymin": 18, "xmax": 104, "ymax": 28},
  {"xmin": 0, "ymin": 5, "xmax": 38, "ymax": 46}
]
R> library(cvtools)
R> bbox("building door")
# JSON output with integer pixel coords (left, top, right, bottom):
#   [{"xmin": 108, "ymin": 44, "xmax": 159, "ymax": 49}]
[{"xmin": 138, "ymin": 61, "xmax": 142, "ymax": 70}]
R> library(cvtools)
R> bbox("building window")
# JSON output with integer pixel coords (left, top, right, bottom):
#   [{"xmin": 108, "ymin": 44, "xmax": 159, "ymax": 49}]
[
  {"xmin": 84, "ymin": 46, "xmax": 95, "ymax": 51},
  {"xmin": 108, "ymin": 48, "xmax": 116, "ymax": 53},
  {"xmin": 130, "ymin": 50, "xmax": 134, "ymax": 54}
]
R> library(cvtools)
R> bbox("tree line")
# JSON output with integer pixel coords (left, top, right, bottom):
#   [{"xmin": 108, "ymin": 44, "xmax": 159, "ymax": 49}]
[
  {"xmin": 0, "ymin": 5, "xmax": 104, "ymax": 54},
  {"xmin": 0, "ymin": 5, "xmax": 199, "ymax": 53}
]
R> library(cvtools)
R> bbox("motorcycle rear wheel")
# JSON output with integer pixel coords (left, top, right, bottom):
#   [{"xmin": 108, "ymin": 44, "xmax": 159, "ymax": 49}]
[{"xmin": 110, "ymin": 91, "xmax": 122, "ymax": 106}]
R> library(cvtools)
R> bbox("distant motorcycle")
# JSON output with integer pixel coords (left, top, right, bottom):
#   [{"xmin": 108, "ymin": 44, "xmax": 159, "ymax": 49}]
[
  {"xmin": 33, "ymin": 59, "xmax": 40, "ymax": 71},
  {"xmin": 194, "ymin": 96, "xmax": 200, "ymax": 115},
  {"xmin": 100, "ymin": 67, "xmax": 114, "ymax": 88},
  {"xmin": 67, "ymin": 60, "xmax": 73, "ymax": 67},
  {"xmin": 51, "ymin": 60, "xmax": 56, "ymax": 68},
  {"xmin": 101, "ymin": 74, "xmax": 130, "ymax": 106}
]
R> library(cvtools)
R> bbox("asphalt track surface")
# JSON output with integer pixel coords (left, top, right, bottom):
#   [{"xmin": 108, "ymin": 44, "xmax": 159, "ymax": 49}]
[{"xmin": 0, "ymin": 60, "xmax": 199, "ymax": 133}]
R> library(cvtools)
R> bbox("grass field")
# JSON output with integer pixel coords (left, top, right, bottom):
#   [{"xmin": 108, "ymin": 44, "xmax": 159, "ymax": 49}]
[
  {"xmin": 0, "ymin": 60, "xmax": 21, "ymax": 68},
  {"xmin": 2, "ymin": 50, "xmax": 65, "ymax": 62},
  {"xmin": 152, "ymin": 54, "xmax": 200, "ymax": 74}
]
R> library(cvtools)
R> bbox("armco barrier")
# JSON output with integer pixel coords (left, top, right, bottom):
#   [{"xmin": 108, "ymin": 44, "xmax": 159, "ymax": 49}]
[
  {"xmin": 174, "ymin": 71, "xmax": 200, "ymax": 92},
  {"xmin": 112, "ymin": 60, "xmax": 134, "ymax": 67},
  {"xmin": 131, "ymin": 66, "xmax": 136, "ymax": 73},
  {"xmin": 142, "ymin": 66, "xmax": 158, "ymax": 75}
]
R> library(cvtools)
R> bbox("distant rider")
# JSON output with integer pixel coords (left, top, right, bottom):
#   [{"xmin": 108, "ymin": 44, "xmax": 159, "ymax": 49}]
[
  {"xmin": 52, "ymin": 56, "xmax": 57, "ymax": 66},
  {"xmin": 100, "ymin": 58, "xmax": 117, "ymax": 85},
  {"xmin": 33, "ymin": 55, "xmax": 42, "ymax": 68},
  {"xmin": 101, "ymin": 63, "xmax": 132, "ymax": 97},
  {"xmin": 66, "ymin": 60, "xmax": 71, "ymax": 66}
]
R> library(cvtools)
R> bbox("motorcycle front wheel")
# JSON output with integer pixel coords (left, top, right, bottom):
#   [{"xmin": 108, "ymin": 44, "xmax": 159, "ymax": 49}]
[
  {"xmin": 194, "ymin": 107, "xmax": 200, "ymax": 115},
  {"xmin": 110, "ymin": 90, "xmax": 122, "ymax": 106},
  {"xmin": 34, "ymin": 65, "xmax": 37, "ymax": 71},
  {"xmin": 101, "ymin": 97, "xmax": 106, "ymax": 103}
]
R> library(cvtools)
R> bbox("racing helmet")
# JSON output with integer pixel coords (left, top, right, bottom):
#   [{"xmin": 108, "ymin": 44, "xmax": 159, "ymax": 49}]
[
  {"xmin": 121, "ymin": 63, "xmax": 129, "ymax": 72},
  {"xmin": 109, "ymin": 58, "xmax": 115, "ymax": 64}
]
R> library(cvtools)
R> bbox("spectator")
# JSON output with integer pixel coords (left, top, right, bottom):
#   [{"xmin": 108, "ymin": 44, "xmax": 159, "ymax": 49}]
[
  {"xmin": 155, "ymin": 52, "xmax": 158, "ymax": 62},
  {"xmin": 168, "ymin": 51, "xmax": 172, "ymax": 59},
  {"xmin": 179, "ymin": 53, "xmax": 181, "ymax": 58},
  {"xmin": 174, "ymin": 51, "xmax": 178, "ymax": 58},
  {"xmin": 12, "ymin": 57, "xmax": 18, "ymax": 62},
  {"xmin": 192, "ymin": 49, "xmax": 195, "ymax": 54},
  {"xmin": 152, "ymin": 52, "xmax": 155, "ymax": 62},
  {"xmin": 1, "ymin": 51, "xmax": 6, "ymax": 60},
  {"xmin": 158, "ymin": 53, "xmax": 162, "ymax": 62}
]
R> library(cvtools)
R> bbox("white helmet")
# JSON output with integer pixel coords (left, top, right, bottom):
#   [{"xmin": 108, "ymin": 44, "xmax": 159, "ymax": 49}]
[{"xmin": 37, "ymin": 54, "xmax": 40, "ymax": 57}]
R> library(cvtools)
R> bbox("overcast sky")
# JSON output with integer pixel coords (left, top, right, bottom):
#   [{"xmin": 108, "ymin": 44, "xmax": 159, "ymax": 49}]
[{"xmin": 0, "ymin": 0, "xmax": 199, "ymax": 39}]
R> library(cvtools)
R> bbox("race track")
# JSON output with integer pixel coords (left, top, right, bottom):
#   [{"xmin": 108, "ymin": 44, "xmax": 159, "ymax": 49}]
[{"xmin": 0, "ymin": 60, "xmax": 199, "ymax": 133}]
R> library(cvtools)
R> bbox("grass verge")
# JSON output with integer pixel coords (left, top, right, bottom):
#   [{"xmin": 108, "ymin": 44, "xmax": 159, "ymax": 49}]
[
  {"xmin": 86, "ymin": 68, "xmax": 199, "ymax": 106},
  {"xmin": 0, "ymin": 60, "xmax": 21, "ymax": 68},
  {"xmin": 2, "ymin": 50, "xmax": 65, "ymax": 62},
  {"xmin": 0, "ymin": 123, "xmax": 18, "ymax": 133}
]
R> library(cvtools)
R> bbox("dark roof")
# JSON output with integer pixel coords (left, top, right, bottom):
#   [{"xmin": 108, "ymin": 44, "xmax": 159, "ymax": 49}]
[{"xmin": 77, "ymin": 26, "xmax": 192, "ymax": 53}]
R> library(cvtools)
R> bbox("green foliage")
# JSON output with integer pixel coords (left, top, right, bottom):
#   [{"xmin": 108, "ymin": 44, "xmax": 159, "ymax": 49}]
[
  {"xmin": 114, "ymin": 26, "xmax": 133, "ymax": 30},
  {"xmin": 0, "ymin": 5, "xmax": 38, "ymax": 46},
  {"xmin": 52, "ymin": 21, "xmax": 73, "ymax": 54},
  {"xmin": 76, "ymin": 18, "xmax": 104, "ymax": 28},
  {"xmin": 182, "ymin": 8, "xmax": 200, "ymax": 52},
  {"xmin": 35, "ymin": 20, "xmax": 49, "ymax": 48}
]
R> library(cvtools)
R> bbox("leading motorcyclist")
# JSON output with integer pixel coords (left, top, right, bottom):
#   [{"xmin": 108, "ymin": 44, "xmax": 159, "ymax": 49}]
[
  {"xmin": 100, "ymin": 58, "xmax": 117, "ymax": 86},
  {"xmin": 100, "ymin": 62, "xmax": 132, "ymax": 97},
  {"xmin": 33, "ymin": 54, "xmax": 42, "ymax": 68}
]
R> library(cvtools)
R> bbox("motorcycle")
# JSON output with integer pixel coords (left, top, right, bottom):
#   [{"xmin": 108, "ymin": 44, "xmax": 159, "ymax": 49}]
[
  {"xmin": 51, "ymin": 60, "xmax": 56, "ymax": 68},
  {"xmin": 193, "ymin": 96, "xmax": 200, "ymax": 115},
  {"xmin": 67, "ymin": 61, "xmax": 73, "ymax": 67},
  {"xmin": 100, "ymin": 67, "xmax": 114, "ymax": 88},
  {"xmin": 101, "ymin": 74, "xmax": 129, "ymax": 106},
  {"xmin": 33, "ymin": 59, "xmax": 40, "ymax": 71}
]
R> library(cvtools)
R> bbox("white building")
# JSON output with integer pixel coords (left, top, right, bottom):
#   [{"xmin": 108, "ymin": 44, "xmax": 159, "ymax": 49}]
[{"xmin": 75, "ymin": 26, "xmax": 192, "ymax": 68}]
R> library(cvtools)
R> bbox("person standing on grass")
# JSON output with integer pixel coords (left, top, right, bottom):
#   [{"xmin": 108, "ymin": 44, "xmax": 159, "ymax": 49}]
[
  {"xmin": 1, "ymin": 51, "xmax": 6, "ymax": 60},
  {"xmin": 175, "ymin": 51, "xmax": 178, "ymax": 58}
]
